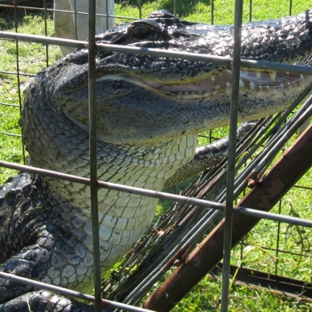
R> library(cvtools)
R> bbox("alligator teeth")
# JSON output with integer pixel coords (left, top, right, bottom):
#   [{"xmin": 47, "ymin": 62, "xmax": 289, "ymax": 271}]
[
  {"xmin": 256, "ymin": 72, "xmax": 261, "ymax": 79},
  {"xmin": 269, "ymin": 71, "xmax": 277, "ymax": 81},
  {"xmin": 211, "ymin": 75, "xmax": 215, "ymax": 81},
  {"xmin": 266, "ymin": 85, "xmax": 270, "ymax": 90},
  {"xmin": 239, "ymin": 79, "xmax": 245, "ymax": 87},
  {"xmin": 226, "ymin": 82, "xmax": 231, "ymax": 88},
  {"xmin": 250, "ymin": 81, "xmax": 256, "ymax": 89},
  {"xmin": 227, "ymin": 70, "xmax": 232, "ymax": 74},
  {"xmin": 259, "ymin": 85, "xmax": 263, "ymax": 90},
  {"xmin": 280, "ymin": 83, "xmax": 284, "ymax": 88},
  {"xmin": 286, "ymin": 71, "xmax": 290, "ymax": 75},
  {"xmin": 300, "ymin": 74, "xmax": 305, "ymax": 80}
]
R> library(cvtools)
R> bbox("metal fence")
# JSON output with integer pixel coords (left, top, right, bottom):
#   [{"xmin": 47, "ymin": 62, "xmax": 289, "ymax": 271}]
[{"xmin": 0, "ymin": 0, "xmax": 311, "ymax": 311}]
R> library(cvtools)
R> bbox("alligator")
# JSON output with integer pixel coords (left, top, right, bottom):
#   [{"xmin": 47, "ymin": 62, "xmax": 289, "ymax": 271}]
[{"xmin": 1, "ymin": 8, "xmax": 312, "ymax": 311}]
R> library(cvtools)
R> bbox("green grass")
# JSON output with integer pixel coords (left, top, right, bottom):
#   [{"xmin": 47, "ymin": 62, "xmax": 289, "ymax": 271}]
[
  {"xmin": 115, "ymin": 0, "xmax": 311, "ymax": 23},
  {"xmin": 0, "ymin": 13, "xmax": 62, "ymax": 182},
  {"xmin": 0, "ymin": 2, "xmax": 312, "ymax": 311}
]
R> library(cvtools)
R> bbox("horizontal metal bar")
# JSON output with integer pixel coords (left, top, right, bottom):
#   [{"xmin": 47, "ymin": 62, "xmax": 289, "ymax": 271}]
[
  {"xmin": 0, "ymin": 102, "xmax": 20, "ymax": 107},
  {"xmin": 0, "ymin": 131, "xmax": 21, "ymax": 137},
  {"xmin": 0, "ymin": 160, "xmax": 226, "ymax": 211},
  {"xmin": 0, "ymin": 272, "xmax": 155, "ymax": 312},
  {"xmin": 1, "ymin": 32, "xmax": 312, "ymax": 75},
  {"xmin": 212, "ymin": 264, "xmax": 312, "ymax": 299},
  {"xmin": 0, "ymin": 4, "xmax": 138, "ymax": 22},
  {"xmin": 0, "ymin": 4, "xmax": 113, "ymax": 18},
  {"xmin": 293, "ymin": 184, "xmax": 312, "ymax": 190},
  {"xmin": 0, "ymin": 69, "xmax": 35, "ymax": 77},
  {"xmin": 1, "ymin": 160, "xmax": 312, "ymax": 228},
  {"xmin": 236, "ymin": 207, "xmax": 312, "ymax": 227}
]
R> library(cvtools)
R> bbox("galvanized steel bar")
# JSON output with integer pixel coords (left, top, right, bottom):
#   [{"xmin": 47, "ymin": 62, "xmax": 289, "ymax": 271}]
[
  {"xmin": 0, "ymin": 160, "xmax": 225, "ymax": 211},
  {"xmin": 0, "ymin": 272, "xmax": 155, "ymax": 312},
  {"xmin": 1, "ymin": 160, "xmax": 312, "ymax": 228},
  {"xmin": 0, "ymin": 131, "xmax": 21, "ymax": 137},
  {"xmin": 0, "ymin": 69, "xmax": 34, "ymax": 77},
  {"xmin": 1, "ymin": 32, "xmax": 312, "ymax": 75},
  {"xmin": 246, "ymin": 94, "xmax": 312, "ymax": 180},
  {"xmin": 202, "ymin": 87, "xmax": 311, "ymax": 210},
  {"xmin": 235, "ymin": 207, "xmax": 312, "ymax": 227},
  {"xmin": 0, "ymin": 4, "xmax": 114, "ymax": 20},
  {"xmin": 227, "ymin": 88, "xmax": 312, "ymax": 201},
  {"xmin": 87, "ymin": 0, "xmax": 102, "ymax": 311},
  {"xmin": 0, "ymin": 102, "xmax": 20, "ymax": 107}
]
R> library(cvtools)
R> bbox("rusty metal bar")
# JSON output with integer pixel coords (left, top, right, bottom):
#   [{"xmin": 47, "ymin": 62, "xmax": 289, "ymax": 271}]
[
  {"xmin": 143, "ymin": 125, "xmax": 312, "ymax": 311},
  {"xmin": 212, "ymin": 264, "xmax": 312, "ymax": 298}
]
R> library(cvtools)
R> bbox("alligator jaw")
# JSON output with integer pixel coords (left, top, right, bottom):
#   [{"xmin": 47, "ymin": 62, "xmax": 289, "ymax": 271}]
[
  {"xmin": 85, "ymin": 68, "xmax": 312, "ymax": 146},
  {"xmin": 141, "ymin": 69, "xmax": 309, "ymax": 99}
]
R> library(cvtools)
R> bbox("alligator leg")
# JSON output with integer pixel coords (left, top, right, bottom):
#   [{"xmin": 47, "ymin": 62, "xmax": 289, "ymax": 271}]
[
  {"xmin": 0, "ymin": 231, "xmax": 94, "ymax": 304},
  {"xmin": 163, "ymin": 122, "xmax": 256, "ymax": 188},
  {"xmin": 0, "ymin": 176, "xmax": 95, "ymax": 310}
]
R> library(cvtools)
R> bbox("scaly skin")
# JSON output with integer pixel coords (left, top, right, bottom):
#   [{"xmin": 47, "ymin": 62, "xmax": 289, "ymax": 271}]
[{"xmin": 1, "ymin": 9, "xmax": 312, "ymax": 311}]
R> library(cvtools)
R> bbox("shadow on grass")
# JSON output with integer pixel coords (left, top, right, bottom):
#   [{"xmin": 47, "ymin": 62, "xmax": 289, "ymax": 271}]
[
  {"xmin": 118, "ymin": 0, "xmax": 211, "ymax": 18},
  {"xmin": 0, "ymin": 0, "xmax": 53, "ymax": 29}
]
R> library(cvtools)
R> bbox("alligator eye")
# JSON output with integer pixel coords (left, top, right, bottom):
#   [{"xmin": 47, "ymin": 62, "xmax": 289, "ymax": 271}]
[
  {"xmin": 132, "ymin": 24, "xmax": 150, "ymax": 39},
  {"xmin": 130, "ymin": 20, "xmax": 162, "ymax": 39}
]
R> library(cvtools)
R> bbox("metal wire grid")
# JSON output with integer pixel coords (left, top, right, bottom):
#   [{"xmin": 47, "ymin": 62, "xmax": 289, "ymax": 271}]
[
  {"xmin": 100, "ymin": 93, "xmax": 312, "ymax": 307},
  {"xmin": 0, "ymin": 1, "xmax": 311, "ymax": 311}
]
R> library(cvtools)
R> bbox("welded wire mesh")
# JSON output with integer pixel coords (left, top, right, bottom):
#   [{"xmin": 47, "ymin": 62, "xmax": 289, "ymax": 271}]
[{"xmin": 0, "ymin": 1, "xmax": 311, "ymax": 311}]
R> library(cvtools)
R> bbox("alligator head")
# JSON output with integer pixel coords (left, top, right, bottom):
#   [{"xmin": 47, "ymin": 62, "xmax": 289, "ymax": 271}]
[{"xmin": 35, "ymin": 9, "xmax": 312, "ymax": 148}]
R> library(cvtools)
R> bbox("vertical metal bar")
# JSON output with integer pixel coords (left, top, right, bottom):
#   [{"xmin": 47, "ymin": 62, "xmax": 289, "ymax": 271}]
[
  {"xmin": 43, "ymin": 0, "xmax": 49, "ymax": 67},
  {"xmin": 289, "ymin": 0, "xmax": 292, "ymax": 16},
  {"xmin": 105, "ymin": 0, "xmax": 109, "ymax": 30},
  {"xmin": 139, "ymin": 0, "xmax": 142, "ymax": 19},
  {"xmin": 275, "ymin": 200, "xmax": 282, "ymax": 275},
  {"xmin": 13, "ymin": 0, "xmax": 26, "ymax": 164},
  {"xmin": 88, "ymin": 0, "xmax": 102, "ymax": 311},
  {"xmin": 211, "ymin": 0, "xmax": 214, "ymax": 25},
  {"xmin": 74, "ymin": 0, "xmax": 78, "ymax": 40},
  {"xmin": 221, "ymin": 0, "xmax": 243, "ymax": 311}
]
